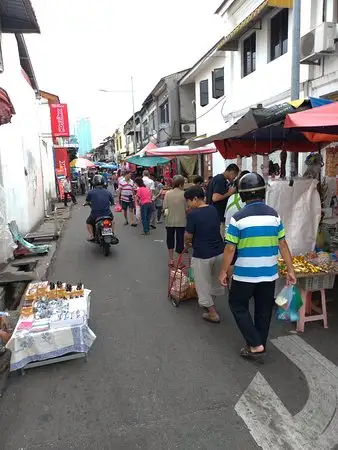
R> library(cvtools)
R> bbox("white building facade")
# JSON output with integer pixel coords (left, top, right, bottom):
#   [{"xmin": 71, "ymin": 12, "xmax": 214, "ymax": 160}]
[
  {"xmin": 0, "ymin": 34, "xmax": 56, "ymax": 262},
  {"xmin": 182, "ymin": 0, "xmax": 338, "ymax": 175}
]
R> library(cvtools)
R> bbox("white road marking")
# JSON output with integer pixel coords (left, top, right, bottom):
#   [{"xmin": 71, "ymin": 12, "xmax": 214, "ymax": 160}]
[{"xmin": 235, "ymin": 335, "xmax": 338, "ymax": 449}]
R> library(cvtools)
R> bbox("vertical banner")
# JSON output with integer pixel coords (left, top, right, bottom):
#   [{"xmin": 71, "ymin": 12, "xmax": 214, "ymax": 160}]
[
  {"xmin": 50, "ymin": 104, "xmax": 70, "ymax": 137},
  {"xmin": 54, "ymin": 147, "xmax": 70, "ymax": 176}
]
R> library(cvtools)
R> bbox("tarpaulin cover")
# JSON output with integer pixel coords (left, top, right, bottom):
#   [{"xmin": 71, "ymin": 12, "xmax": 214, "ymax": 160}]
[
  {"xmin": 126, "ymin": 155, "xmax": 170, "ymax": 167},
  {"xmin": 284, "ymin": 101, "xmax": 338, "ymax": 142},
  {"xmin": 266, "ymin": 179, "xmax": 321, "ymax": 255},
  {"xmin": 146, "ymin": 144, "xmax": 216, "ymax": 157}
]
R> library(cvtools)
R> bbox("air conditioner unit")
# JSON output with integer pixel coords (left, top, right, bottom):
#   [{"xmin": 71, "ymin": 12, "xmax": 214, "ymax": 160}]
[
  {"xmin": 300, "ymin": 22, "xmax": 338, "ymax": 64},
  {"xmin": 181, "ymin": 123, "xmax": 196, "ymax": 134}
]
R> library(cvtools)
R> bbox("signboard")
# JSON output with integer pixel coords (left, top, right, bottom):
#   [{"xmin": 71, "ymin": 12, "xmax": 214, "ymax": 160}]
[
  {"xmin": 267, "ymin": 0, "xmax": 293, "ymax": 7},
  {"xmin": 50, "ymin": 104, "xmax": 70, "ymax": 137}
]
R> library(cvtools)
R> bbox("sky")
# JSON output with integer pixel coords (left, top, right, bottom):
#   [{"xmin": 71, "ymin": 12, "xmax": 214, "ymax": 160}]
[{"xmin": 27, "ymin": 0, "xmax": 223, "ymax": 147}]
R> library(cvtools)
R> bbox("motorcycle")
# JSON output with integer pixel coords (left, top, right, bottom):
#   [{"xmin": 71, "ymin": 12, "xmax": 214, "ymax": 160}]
[{"xmin": 94, "ymin": 216, "xmax": 119, "ymax": 256}]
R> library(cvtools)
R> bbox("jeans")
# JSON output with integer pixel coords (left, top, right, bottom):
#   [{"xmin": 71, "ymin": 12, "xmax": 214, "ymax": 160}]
[
  {"xmin": 229, "ymin": 280, "xmax": 276, "ymax": 348},
  {"xmin": 141, "ymin": 203, "xmax": 152, "ymax": 233}
]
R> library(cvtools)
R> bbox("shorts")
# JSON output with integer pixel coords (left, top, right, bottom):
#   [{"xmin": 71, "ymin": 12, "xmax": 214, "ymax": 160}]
[
  {"xmin": 86, "ymin": 213, "xmax": 113, "ymax": 227},
  {"xmin": 121, "ymin": 201, "xmax": 134, "ymax": 211}
]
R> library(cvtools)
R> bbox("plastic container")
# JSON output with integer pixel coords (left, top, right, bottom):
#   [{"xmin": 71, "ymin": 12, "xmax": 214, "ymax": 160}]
[{"xmin": 300, "ymin": 273, "xmax": 336, "ymax": 292}]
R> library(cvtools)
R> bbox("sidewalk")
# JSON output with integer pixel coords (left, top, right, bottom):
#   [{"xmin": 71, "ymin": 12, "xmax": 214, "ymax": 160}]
[{"xmin": 0, "ymin": 202, "xmax": 74, "ymax": 312}]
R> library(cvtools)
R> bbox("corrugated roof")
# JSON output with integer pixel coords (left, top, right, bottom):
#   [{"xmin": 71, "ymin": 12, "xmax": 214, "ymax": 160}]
[{"xmin": 0, "ymin": 0, "xmax": 40, "ymax": 33}]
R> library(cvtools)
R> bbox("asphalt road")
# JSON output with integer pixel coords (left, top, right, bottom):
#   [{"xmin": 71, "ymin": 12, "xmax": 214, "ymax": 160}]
[{"xmin": 1, "ymin": 197, "xmax": 338, "ymax": 450}]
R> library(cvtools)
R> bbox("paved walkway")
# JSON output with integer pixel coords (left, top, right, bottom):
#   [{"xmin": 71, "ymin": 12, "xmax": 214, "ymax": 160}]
[{"xmin": 1, "ymin": 200, "xmax": 338, "ymax": 449}]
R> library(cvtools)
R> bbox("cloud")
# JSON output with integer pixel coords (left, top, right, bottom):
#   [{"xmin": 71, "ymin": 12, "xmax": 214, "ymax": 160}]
[{"xmin": 27, "ymin": 0, "xmax": 223, "ymax": 144}]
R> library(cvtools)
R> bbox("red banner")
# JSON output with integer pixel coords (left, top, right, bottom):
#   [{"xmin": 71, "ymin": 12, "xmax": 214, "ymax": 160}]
[
  {"xmin": 54, "ymin": 147, "xmax": 71, "ymax": 178},
  {"xmin": 50, "ymin": 104, "xmax": 70, "ymax": 137}
]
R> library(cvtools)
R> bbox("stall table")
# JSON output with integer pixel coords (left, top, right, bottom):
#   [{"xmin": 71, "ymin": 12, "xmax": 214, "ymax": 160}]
[{"xmin": 6, "ymin": 289, "xmax": 95, "ymax": 373}]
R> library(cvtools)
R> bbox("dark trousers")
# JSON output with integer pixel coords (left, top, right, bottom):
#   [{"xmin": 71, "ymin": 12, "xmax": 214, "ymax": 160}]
[
  {"xmin": 64, "ymin": 192, "xmax": 76, "ymax": 206},
  {"xmin": 141, "ymin": 203, "xmax": 152, "ymax": 233},
  {"xmin": 229, "ymin": 280, "xmax": 276, "ymax": 349},
  {"xmin": 166, "ymin": 227, "xmax": 185, "ymax": 254},
  {"xmin": 156, "ymin": 206, "xmax": 162, "ymax": 222}
]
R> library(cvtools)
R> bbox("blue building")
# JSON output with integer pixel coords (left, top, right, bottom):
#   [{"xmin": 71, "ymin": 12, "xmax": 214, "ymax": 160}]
[{"xmin": 75, "ymin": 118, "xmax": 93, "ymax": 157}]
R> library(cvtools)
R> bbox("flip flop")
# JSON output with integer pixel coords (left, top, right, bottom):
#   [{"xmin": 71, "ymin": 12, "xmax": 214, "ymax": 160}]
[
  {"xmin": 87, "ymin": 238, "xmax": 95, "ymax": 243},
  {"xmin": 240, "ymin": 347, "xmax": 265, "ymax": 360},
  {"xmin": 202, "ymin": 312, "xmax": 220, "ymax": 324}
]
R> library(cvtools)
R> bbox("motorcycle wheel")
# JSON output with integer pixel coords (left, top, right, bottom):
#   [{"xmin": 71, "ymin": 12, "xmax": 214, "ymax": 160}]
[{"xmin": 103, "ymin": 242, "xmax": 110, "ymax": 257}]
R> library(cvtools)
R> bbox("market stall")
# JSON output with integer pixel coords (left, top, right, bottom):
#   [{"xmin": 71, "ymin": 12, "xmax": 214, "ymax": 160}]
[
  {"xmin": 6, "ymin": 281, "xmax": 96, "ymax": 372},
  {"xmin": 190, "ymin": 99, "xmax": 338, "ymax": 331}
]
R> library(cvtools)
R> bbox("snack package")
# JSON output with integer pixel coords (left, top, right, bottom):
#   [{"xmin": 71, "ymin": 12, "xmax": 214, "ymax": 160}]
[
  {"xmin": 37, "ymin": 281, "xmax": 49, "ymax": 296},
  {"xmin": 25, "ymin": 282, "xmax": 39, "ymax": 301}
]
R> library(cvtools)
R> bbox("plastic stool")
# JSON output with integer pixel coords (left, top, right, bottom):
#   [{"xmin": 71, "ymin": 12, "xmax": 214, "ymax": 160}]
[{"xmin": 296, "ymin": 288, "xmax": 328, "ymax": 332}]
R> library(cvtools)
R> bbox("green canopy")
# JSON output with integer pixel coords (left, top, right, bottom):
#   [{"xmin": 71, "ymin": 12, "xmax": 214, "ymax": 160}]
[{"xmin": 127, "ymin": 155, "xmax": 170, "ymax": 167}]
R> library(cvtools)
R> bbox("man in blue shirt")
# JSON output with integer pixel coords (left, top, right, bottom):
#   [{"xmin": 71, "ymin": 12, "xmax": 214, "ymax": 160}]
[
  {"xmin": 84, "ymin": 174, "xmax": 115, "ymax": 241},
  {"xmin": 184, "ymin": 186, "xmax": 225, "ymax": 323},
  {"xmin": 219, "ymin": 173, "xmax": 296, "ymax": 359}
]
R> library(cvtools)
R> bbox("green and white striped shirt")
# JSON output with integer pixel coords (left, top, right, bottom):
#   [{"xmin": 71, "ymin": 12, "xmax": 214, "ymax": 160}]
[{"xmin": 224, "ymin": 193, "xmax": 245, "ymax": 236}]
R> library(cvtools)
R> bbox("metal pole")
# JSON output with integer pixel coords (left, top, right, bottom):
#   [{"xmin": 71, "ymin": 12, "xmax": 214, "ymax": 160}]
[
  {"xmin": 131, "ymin": 76, "xmax": 137, "ymax": 154},
  {"xmin": 290, "ymin": 0, "xmax": 301, "ymax": 176}
]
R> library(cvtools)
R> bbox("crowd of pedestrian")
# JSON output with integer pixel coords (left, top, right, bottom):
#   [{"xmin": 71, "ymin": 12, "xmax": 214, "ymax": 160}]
[{"xmin": 114, "ymin": 165, "xmax": 296, "ymax": 360}]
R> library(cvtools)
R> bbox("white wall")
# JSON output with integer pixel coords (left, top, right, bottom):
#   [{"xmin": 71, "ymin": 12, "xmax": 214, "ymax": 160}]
[
  {"xmin": 0, "ymin": 34, "xmax": 53, "ymax": 243},
  {"xmin": 37, "ymin": 101, "xmax": 57, "ymax": 211}
]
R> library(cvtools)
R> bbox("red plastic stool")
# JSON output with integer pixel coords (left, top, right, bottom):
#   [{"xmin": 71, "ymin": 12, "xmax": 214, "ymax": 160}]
[{"xmin": 296, "ymin": 288, "xmax": 328, "ymax": 332}]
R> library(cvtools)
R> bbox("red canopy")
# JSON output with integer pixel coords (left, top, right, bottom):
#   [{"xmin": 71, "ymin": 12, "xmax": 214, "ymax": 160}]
[
  {"xmin": 145, "ymin": 144, "xmax": 216, "ymax": 157},
  {"xmin": 284, "ymin": 102, "xmax": 338, "ymax": 142}
]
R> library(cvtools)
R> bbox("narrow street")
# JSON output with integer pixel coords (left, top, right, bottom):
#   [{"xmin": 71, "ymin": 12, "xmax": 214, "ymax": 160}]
[{"xmin": 1, "ymin": 203, "xmax": 338, "ymax": 450}]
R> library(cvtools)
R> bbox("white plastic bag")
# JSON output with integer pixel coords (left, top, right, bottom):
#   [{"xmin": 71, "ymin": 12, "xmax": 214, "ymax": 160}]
[{"xmin": 136, "ymin": 206, "xmax": 141, "ymax": 222}]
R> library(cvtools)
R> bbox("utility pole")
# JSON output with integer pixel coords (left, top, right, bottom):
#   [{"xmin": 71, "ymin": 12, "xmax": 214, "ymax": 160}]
[
  {"xmin": 290, "ymin": 0, "xmax": 301, "ymax": 176},
  {"xmin": 131, "ymin": 76, "xmax": 137, "ymax": 154}
]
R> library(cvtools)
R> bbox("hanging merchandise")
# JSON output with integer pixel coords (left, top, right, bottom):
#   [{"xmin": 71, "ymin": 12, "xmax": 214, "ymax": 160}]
[
  {"xmin": 303, "ymin": 153, "xmax": 324, "ymax": 178},
  {"xmin": 325, "ymin": 146, "xmax": 338, "ymax": 177}
]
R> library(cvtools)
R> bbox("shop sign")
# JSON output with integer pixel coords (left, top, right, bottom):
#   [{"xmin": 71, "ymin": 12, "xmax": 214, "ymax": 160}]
[
  {"xmin": 267, "ymin": 0, "xmax": 293, "ymax": 7},
  {"xmin": 50, "ymin": 104, "xmax": 70, "ymax": 137}
]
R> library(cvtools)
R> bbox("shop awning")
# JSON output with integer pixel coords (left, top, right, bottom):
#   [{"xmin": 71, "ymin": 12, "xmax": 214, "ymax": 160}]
[
  {"xmin": 145, "ymin": 144, "xmax": 216, "ymax": 157},
  {"xmin": 126, "ymin": 155, "xmax": 170, "ymax": 167},
  {"xmin": 284, "ymin": 101, "xmax": 338, "ymax": 142},
  {"xmin": 218, "ymin": 0, "xmax": 293, "ymax": 51},
  {"xmin": 0, "ymin": 0, "xmax": 40, "ymax": 33},
  {"xmin": 189, "ymin": 97, "xmax": 333, "ymax": 149}
]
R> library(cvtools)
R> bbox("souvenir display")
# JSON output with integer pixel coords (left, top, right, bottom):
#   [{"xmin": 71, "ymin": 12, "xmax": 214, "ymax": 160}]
[{"xmin": 6, "ymin": 281, "xmax": 95, "ymax": 372}]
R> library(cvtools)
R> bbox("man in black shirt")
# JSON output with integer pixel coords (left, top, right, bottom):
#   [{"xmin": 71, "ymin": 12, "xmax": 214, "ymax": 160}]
[{"xmin": 208, "ymin": 164, "xmax": 239, "ymax": 236}]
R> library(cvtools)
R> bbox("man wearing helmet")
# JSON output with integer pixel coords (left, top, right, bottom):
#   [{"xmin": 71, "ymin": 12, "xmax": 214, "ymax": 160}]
[
  {"xmin": 219, "ymin": 173, "xmax": 296, "ymax": 359},
  {"xmin": 84, "ymin": 174, "xmax": 115, "ymax": 241}
]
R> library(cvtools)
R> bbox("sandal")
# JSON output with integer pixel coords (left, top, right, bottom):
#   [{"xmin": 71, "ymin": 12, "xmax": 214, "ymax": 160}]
[
  {"xmin": 240, "ymin": 347, "xmax": 265, "ymax": 360},
  {"xmin": 202, "ymin": 312, "xmax": 220, "ymax": 324},
  {"xmin": 87, "ymin": 238, "xmax": 95, "ymax": 242}
]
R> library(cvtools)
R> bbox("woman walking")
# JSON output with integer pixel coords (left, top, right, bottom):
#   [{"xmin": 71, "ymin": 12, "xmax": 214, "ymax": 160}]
[
  {"xmin": 135, "ymin": 178, "xmax": 152, "ymax": 235},
  {"xmin": 163, "ymin": 175, "xmax": 187, "ymax": 265}
]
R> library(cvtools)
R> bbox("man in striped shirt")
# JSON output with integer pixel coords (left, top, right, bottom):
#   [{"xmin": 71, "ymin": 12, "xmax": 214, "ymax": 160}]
[
  {"xmin": 118, "ymin": 170, "xmax": 136, "ymax": 227},
  {"xmin": 219, "ymin": 173, "xmax": 295, "ymax": 359}
]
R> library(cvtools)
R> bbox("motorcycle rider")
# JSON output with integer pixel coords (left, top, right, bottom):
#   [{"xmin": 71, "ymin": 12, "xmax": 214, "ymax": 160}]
[{"xmin": 83, "ymin": 174, "xmax": 116, "ymax": 241}]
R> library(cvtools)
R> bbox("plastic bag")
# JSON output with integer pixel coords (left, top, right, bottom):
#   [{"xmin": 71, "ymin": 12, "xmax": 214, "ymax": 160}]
[
  {"xmin": 276, "ymin": 285, "xmax": 303, "ymax": 322},
  {"xmin": 136, "ymin": 206, "xmax": 141, "ymax": 221},
  {"xmin": 115, "ymin": 203, "xmax": 122, "ymax": 213}
]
